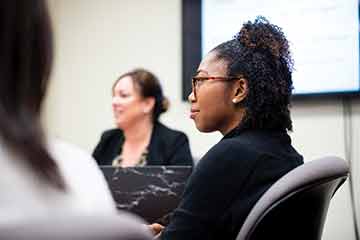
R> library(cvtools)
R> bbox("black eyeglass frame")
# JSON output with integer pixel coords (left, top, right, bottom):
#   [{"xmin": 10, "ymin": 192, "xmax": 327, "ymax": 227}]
[{"xmin": 191, "ymin": 76, "xmax": 241, "ymax": 98}]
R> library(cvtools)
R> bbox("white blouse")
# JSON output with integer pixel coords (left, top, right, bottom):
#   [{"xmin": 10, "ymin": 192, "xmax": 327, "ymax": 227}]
[{"xmin": 0, "ymin": 137, "xmax": 116, "ymax": 223}]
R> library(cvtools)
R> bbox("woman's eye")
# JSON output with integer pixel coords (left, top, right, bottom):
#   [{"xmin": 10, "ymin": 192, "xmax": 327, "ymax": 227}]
[
  {"xmin": 197, "ymin": 79, "xmax": 205, "ymax": 86},
  {"xmin": 119, "ymin": 93, "xmax": 130, "ymax": 98}
]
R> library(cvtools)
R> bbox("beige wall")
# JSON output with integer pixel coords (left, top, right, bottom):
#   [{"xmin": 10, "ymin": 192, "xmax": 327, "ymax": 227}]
[{"xmin": 45, "ymin": 1, "xmax": 359, "ymax": 239}]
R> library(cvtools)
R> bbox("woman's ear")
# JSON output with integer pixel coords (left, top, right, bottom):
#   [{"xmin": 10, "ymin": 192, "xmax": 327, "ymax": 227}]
[
  {"xmin": 142, "ymin": 97, "xmax": 156, "ymax": 114},
  {"xmin": 232, "ymin": 78, "xmax": 248, "ymax": 104}
]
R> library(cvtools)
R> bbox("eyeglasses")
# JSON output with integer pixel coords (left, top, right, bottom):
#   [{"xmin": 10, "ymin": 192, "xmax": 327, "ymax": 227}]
[{"xmin": 191, "ymin": 76, "xmax": 241, "ymax": 99}]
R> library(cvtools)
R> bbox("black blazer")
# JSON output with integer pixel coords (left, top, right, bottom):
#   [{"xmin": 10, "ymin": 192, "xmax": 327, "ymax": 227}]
[
  {"xmin": 160, "ymin": 128, "xmax": 303, "ymax": 240},
  {"xmin": 93, "ymin": 122, "xmax": 193, "ymax": 166}
]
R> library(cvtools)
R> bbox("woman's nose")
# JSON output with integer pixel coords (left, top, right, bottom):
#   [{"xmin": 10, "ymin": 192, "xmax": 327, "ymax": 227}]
[
  {"xmin": 112, "ymin": 96, "xmax": 121, "ymax": 106},
  {"xmin": 188, "ymin": 91, "xmax": 195, "ymax": 103}
]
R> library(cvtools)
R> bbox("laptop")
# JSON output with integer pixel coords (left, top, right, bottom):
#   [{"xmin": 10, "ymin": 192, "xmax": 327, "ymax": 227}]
[{"xmin": 100, "ymin": 166, "xmax": 193, "ymax": 224}]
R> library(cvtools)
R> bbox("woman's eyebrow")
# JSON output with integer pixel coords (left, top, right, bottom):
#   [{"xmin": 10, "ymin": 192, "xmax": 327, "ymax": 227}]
[{"xmin": 195, "ymin": 69, "xmax": 209, "ymax": 76}]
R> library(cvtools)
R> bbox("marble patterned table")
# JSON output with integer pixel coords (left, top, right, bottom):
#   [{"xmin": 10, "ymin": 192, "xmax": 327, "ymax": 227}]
[{"xmin": 101, "ymin": 166, "xmax": 193, "ymax": 224}]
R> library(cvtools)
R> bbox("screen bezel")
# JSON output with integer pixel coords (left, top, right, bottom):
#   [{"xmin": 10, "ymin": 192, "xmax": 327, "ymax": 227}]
[{"xmin": 181, "ymin": 0, "xmax": 360, "ymax": 101}]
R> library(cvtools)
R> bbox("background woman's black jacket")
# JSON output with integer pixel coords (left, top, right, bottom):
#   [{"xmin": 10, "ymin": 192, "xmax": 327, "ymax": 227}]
[{"xmin": 93, "ymin": 122, "xmax": 193, "ymax": 166}]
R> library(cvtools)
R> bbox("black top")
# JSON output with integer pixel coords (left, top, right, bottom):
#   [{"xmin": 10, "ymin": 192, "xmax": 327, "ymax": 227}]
[
  {"xmin": 160, "ymin": 128, "xmax": 303, "ymax": 240},
  {"xmin": 93, "ymin": 122, "xmax": 193, "ymax": 166}
]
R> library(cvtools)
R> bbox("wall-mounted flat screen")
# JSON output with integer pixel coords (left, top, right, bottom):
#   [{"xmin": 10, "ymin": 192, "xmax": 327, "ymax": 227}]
[{"xmin": 182, "ymin": 0, "xmax": 359, "ymax": 99}]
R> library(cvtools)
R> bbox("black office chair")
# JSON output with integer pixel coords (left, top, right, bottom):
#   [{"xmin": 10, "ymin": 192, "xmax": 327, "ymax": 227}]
[
  {"xmin": 236, "ymin": 156, "xmax": 349, "ymax": 240},
  {"xmin": 0, "ymin": 212, "xmax": 152, "ymax": 240}
]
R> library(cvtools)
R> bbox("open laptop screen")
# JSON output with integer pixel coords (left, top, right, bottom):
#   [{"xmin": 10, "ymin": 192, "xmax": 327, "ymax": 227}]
[{"xmin": 100, "ymin": 166, "xmax": 193, "ymax": 224}]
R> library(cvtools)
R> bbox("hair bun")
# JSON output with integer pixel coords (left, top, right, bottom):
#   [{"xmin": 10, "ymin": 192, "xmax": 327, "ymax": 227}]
[
  {"xmin": 161, "ymin": 97, "xmax": 170, "ymax": 113},
  {"xmin": 236, "ymin": 16, "xmax": 289, "ymax": 59}
]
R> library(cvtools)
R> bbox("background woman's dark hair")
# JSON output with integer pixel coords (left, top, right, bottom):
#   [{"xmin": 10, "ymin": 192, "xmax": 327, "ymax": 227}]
[
  {"xmin": 113, "ymin": 68, "xmax": 169, "ymax": 122},
  {"xmin": 0, "ymin": 0, "xmax": 66, "ymax": 190},
  {"xmin": 212, "ymin": 16, "xmax": 294, "ymax": 131}
]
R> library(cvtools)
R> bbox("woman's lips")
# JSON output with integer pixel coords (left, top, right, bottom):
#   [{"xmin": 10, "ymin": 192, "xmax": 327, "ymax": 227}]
[{"xmin": 190, "ymin": 109, "xmax": 200, "ymax": 119}]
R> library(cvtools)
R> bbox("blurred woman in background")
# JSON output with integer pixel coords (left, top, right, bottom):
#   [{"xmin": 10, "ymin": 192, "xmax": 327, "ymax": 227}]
[
  {"xmin": 0, "ymin": 0, "xmax": 130, "ymax": 222},
  {"xmin": 93, "ymin": 69, "xmax": 193, "ymax": 167}
]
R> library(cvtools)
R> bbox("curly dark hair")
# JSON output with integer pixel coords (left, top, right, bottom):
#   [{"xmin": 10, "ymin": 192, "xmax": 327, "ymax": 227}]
[{"xmin": 212, "ymin": 16, "xmax": 294, "ymax": 131}]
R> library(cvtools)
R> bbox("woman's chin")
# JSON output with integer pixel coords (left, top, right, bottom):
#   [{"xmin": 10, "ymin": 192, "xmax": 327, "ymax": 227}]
[
  {"xmin": 114, "ymin": 120, "xmax": 125, "ymax": 129},
  {"xmin": 194, "ymin": 122, "xmax": 215, "ymax": 133}
]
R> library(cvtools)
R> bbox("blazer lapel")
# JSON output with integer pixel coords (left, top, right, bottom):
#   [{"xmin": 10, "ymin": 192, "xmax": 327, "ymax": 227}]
[{"xmin": 147, "ymin": 123, "xmax": 165, "ymax": 165}]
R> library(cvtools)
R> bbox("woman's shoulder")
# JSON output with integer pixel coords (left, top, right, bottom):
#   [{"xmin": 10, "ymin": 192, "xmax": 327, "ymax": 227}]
[
  {"xmin": 48, "ymin": 138, "xmax": 97, "ymax": 167},
  {"xmin": 197, "ymin": 130, "xmax": 300, "ymax": 175},
  {"xmin": 100, "ymin": 128, "xmax": 123, "ymax": 139},
  {"xmin": 209, "ymin": 135, "xmax": 259, "ymax": 158},
  {"xmin": 197, "ymin": 135, "xmax": 262, "ymax": 171},
  {"xmin": 48, "ymin": 138, "xmax": 116, "ymax": 211},
  {"xmin": 48, "ymin": 138, "xmax": 111, "ymax": 182},
  {"xmin": 154, "ymin": 122, "xmax": 188, "ymax": 140}
]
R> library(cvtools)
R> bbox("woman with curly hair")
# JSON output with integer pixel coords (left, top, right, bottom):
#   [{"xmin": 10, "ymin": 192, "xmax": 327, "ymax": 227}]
[{"xmin": 150, "ymin": 16, "xmax": 304, "ymax": 240}]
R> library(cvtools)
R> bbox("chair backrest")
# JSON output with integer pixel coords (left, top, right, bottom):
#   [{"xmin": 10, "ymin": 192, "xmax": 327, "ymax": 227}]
[
  {"xmin": 236, "ymin": 156, "xmax": 349, "ymax": 240},
  {"xmin": 0, "ymin": 212, "xmax": 152, "ymax": 240}
]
